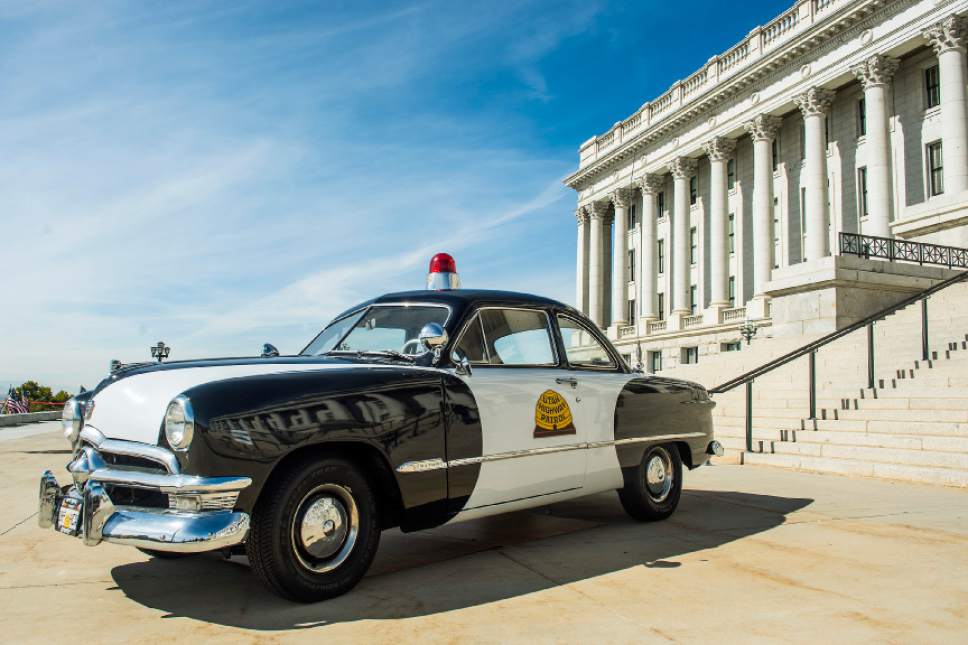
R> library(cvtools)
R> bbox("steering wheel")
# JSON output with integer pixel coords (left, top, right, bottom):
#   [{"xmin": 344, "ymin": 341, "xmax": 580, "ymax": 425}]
[{"xmin": 400, "ymin": 338, "xmax": 424, "ymax": 355}]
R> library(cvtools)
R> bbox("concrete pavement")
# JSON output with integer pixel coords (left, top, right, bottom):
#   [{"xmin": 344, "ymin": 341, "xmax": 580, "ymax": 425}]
[{"xmin": 1, "ymin": 425, "xmax": 966, "ymax": 643}]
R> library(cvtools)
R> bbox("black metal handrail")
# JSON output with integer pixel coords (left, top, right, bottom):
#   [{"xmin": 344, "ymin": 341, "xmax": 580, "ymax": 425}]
[
  {"xmin": 709, "ymin": 257, "xmax": 968, "ymax": 453},
  {"xmin": 841, "ymin": 231, "xmax": 968, "ymax": 269}
]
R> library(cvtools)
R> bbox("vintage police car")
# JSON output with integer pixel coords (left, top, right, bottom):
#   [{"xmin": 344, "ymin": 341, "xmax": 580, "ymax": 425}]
[{"xmin": 40, "ymin": 254, "xmax": 720, "ymax": 602}]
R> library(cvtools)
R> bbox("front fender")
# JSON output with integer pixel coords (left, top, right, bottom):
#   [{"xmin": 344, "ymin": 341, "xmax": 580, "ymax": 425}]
[{"xmin": 175, "ymin": 367, "xmax": 449, "ymax": 524}]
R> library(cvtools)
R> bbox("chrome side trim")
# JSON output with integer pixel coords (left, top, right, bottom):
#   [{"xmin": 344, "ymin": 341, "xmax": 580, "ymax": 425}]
[
  {"xmin": 395, "ymin": 432, "xmax": 709, "ymax": 473},
  {"xmin": 395, "ymin": 458, "xmax": 447, "ymax": 473}
]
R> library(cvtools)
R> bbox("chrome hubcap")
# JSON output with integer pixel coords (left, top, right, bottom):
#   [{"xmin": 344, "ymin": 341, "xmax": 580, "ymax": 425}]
[
  {"xmin": 645, "ymin": 447, "xmax": 674, "ymax": 503},
  {"xmin": 291, "ymin": 483, "xmax": 359, "ymax": 573}
]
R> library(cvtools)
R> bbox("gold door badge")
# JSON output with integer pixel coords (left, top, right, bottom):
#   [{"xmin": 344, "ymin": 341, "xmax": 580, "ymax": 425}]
[{"xmin": 534, "ymin": 390, "xmax": 576, "ymax": 438}]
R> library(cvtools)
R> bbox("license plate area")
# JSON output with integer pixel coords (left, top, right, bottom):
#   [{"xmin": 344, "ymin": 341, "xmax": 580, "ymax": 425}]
[{"xmin": 57, "ymin": 496, "xmax": 82, "ymax": 536}]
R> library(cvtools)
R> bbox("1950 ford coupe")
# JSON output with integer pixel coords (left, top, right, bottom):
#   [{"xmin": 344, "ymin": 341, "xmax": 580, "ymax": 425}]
[{"xmin": 40, "ymin": 254, "xmax": 720, "ymax": 602}]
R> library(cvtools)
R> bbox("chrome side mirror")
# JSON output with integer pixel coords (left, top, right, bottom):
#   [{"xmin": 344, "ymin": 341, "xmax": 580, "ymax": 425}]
[
  {"xmin": 261, "ymin": 343, "xmax": 280, "ymax": 358},
  {"xmin": 418, "ymin": 323, "xmax": 448, "ymax": 365}
]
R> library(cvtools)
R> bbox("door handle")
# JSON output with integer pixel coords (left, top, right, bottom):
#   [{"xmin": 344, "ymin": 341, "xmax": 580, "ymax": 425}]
[{"xmin": 555, "ymin": 377, "xmax": 578, "ymax": 388}]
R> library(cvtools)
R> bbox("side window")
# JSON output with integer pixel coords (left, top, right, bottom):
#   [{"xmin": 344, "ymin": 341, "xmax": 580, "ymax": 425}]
[
  {"xmin": 480, "ymin": 309, "xmax": 555, "ymax": 366},
  {"xmin": 556, "ymin": 315, "xmax": 617, "ymax": 370},
  {"xmin": 453, "ymin": 309, "xmax": 556, "ymax": 366}
]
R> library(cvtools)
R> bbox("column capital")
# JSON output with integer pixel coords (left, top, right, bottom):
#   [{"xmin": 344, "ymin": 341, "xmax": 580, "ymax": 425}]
[
  {"xmin": 744, "ymin": 114, "xmax": 782, "ymax": 142},
  {"xmin": 575, "ymin": 206, "xmax": 589, "ymax": 225},
  {"xmin": 668, "ymin": 156, "xmax": 698, "ymax": 180},
  {"xmin": 793, "ymin": 87, "xmax": 836, "ymax": 118},
  {"xmin": 608, "ymin": 187, "xmax": 632, "ymax": 209},
  {"xmin": 636, "ymin": 173, "xmax": 664, "ymax": 195},
  {"xmin": 923, "ymin": 14, "xmax": 967, "ymax": 55},
  {"xmin": 702, "ymin": 136, "xmax": 736, "ymax": 162},
  {"xmin": 850, "ymin": 54, "xmax": 901, "ymax": 89},
  {"xmin": 586, "ymin": 201, "xmax": 610, "ymax": 220}
]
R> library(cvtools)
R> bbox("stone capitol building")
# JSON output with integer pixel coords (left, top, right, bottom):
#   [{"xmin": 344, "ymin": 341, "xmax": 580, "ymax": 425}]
[{"xmin": 566, "ymin": 0, "xmax": 968, "ymax": 372}]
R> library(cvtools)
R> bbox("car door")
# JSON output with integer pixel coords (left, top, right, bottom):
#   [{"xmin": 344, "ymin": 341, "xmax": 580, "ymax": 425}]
[
  {"xmin": 450, "ymin": 306, "xmax": 587, "ymax": 509},
  {"xmin": 554, "ymin": 313, "xmax": 637, "ymax": 493}
]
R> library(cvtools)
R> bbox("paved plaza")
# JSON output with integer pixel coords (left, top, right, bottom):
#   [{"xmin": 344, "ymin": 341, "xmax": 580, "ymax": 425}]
[{"xmin": 1, "ymin": 422, "xmax": 966, "ymax": 643}]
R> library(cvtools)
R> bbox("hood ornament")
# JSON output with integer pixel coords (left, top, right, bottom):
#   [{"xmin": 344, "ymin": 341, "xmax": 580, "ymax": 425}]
[{"xmin": 261, "ymin": 343, "xmax": 280, "ymax": 358}]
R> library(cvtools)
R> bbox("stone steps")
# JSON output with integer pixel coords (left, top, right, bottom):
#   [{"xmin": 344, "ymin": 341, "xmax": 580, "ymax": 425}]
[{"xmin": 743, "ymin": 452, "xmax": 968, "ymax": 487}]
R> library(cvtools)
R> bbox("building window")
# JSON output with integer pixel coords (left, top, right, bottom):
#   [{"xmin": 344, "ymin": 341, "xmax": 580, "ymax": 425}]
[
  {"xmin": 858, "ymin": 167, "xmax": 869, "ymax": 219},
  {"xmin": 657, "ymin": 293, "xmax": 665, "ymax": 320},
  {"xmin": 825, "ymin": 114, "xmax": 830, "ymax": 145},
  {"xmin": 628, "ymin": 203, "xmax": 636, "ymax": 230},
  {"xmin": 657, "ymin": 239, "xmax": 665, "ymax": 274},
  {"xmin": 627, "ymin": 299, "xmax": 636, "ymax": 323},
  {"xmin": 690, "ymin": 227, "xmax": 697, "ymax": 265},
  {"xmin": 657, "ymin": 191, "xmax": 665, "ymax": 216},
  {"xmin": 689, "ymin": 285, "xmax": 698, "ymax": 314},
  {"xmin": 771, "ymin": 138, "xmax": 779, "ymax": 171},
  {"xmin": 681, "ymin": 346, "xmax": 699, "ymax": 365},
  {"xmin": 627, "ymin": 249, "xmax": 635, "ymax": 280},
  {"xmin": 727, "ymin": 158, "xmax": 736, "ymax": 190},
  {"xmin": 728, "ymin": 276, "xmax": 736, "ymax": 307},
  {"xmin": 722, "ymin": 341, "xmax": 742, "ymax": 352},
  {"xmin": 689, "ymin": 176, "xmax": 698, "ymax": 205},
  {"xmin": 774, "ymin": 196, "xmax": 781, "ymax": 269},
  {"xmin": 728, "ymin": 213, "xmax": 735, "ymax": 254},
  {"xmin": 925, "ymin": 65, "xmax": 941, "ymax": 109},
  {"xmin": 649, "ymin": 350, "xmax": 662, "ymax": 373},
  {"xmin": 799, "ymin": 122, "xmax": 806, "ymax": 160},
  {"xmin": 857, "ymin": 98, "xmax": 866, "ymax": 137},
  {"xmin": 928, "ymin": 141, "xmax": 944, "ymax": 196}
]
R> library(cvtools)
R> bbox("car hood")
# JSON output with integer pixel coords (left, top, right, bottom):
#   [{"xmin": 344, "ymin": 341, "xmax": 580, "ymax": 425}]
[{"xmin": 85, "ymin": 356, "xmax": 433, "ymax": 444}]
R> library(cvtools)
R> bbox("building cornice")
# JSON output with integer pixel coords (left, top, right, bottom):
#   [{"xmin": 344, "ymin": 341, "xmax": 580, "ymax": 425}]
[{"xmin": 563, "ymin": 0, "xmax": 934, "ymax": 192}]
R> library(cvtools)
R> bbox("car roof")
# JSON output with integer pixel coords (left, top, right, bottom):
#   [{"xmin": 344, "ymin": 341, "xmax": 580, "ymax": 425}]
[{"xmin": 332, "ymin": 289, "xmax": 571, "ymax": 320}]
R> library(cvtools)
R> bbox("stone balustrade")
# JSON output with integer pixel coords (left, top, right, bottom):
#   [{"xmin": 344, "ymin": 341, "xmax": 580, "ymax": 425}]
[{"xmin": 581, "ymin": 0, "xmax": 847, "ymax": 167}]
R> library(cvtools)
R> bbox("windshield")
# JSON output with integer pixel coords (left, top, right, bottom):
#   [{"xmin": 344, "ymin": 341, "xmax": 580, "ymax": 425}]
[{"xmin": 301, "ymin": 305, "xmax": 449, "ymax": 356}]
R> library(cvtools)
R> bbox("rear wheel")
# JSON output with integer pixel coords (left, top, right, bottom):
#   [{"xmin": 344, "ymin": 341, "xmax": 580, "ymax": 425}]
[
  {"xmin": 246, "ymin": 456, "xmax": 380, "ymax": 602},
  {"xmin": 618, "ymin": 444, "xmax": 683, "ymax": 522}
]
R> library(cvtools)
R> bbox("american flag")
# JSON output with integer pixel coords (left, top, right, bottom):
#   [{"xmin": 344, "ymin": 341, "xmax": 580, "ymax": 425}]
[{"xmin": 2, "ymin": 387, "xmax": 28, "ymax": 414}]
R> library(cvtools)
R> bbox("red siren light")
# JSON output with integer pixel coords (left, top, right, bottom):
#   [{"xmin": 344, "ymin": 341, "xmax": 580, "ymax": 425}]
[{"xmin": 427, "ymin": 252, "xmax": 461, "ymax": 290}]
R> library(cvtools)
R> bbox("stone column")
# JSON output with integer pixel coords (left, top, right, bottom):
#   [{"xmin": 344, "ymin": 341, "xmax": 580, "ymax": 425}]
[
  {"xmin": 587, "ymin": 201, "xmax": 607, "ymax": 328},
  {"xmin": 609, "ymin": 188, "xmax": 632, "ymax": 329},
  {"xmin": 575, "ymin": 206, "xmax": 589, "ymax": 314},
  {"xmin": 702, "ymin": 136, "xmax": 736, "ymax": 309},
  {"xmin": 924, "ymin": 15, "xmax": 968, "ymax": 195},
  {"xmin": 794, "ymin": 87, "xmax": 836, "ymax": 262},
  {"xmin": 851, "ymin": 55, "xmax": 900, "ymax": 238},
  {"xmin": 637, "ymin": 174, "xmax": 663, "ymax": 320},
  {"xmin": 669, "ymin": 157, "xmax": 697, "ymax": 316},
  {"xmin": 744, "ymin": 115, "xmax": 782, "ymax": 304}
]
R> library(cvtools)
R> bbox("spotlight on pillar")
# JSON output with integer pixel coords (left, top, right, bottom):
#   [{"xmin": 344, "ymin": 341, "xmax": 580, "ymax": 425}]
[
  {"xmin": 426, "ymin": 253, "xmax": 461, "ymax": 291},
  {"xmin": 739, "ymin": 321, "xmax": 758, "ymax": 346}
]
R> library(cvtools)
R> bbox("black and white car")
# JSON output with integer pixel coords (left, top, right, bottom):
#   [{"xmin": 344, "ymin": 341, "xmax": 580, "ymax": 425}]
[{"xmin": 40, "ymin": 254, "xmax": 720, "ymax": 602}]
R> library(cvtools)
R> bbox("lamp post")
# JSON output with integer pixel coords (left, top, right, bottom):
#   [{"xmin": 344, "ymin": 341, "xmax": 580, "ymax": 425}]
[
  {"xmin": 150, "ymin": 341, "xmax": 171, "ymax": 363},
  {"xmin": 739, "ymin": 321, "xmax": 758, "ymax": 346}
]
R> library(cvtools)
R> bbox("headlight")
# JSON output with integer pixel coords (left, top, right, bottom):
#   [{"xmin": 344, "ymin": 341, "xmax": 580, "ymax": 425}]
[
  {"xmin": 62, "ymin": 398, "xmax": 82, "ymax": 444},
  {"xmin": 164, "ymin": 395, "xmax": 195, "ymax": 451}
]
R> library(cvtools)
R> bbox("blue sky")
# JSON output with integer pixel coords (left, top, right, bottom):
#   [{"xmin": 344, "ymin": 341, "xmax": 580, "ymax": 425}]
[{"xmin": 0, "ymin": 0, "xmax": 791, "ymax": 391}]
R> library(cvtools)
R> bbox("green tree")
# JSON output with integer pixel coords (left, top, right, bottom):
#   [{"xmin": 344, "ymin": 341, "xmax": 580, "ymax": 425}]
[{"xmin": 16, "ymin": 381, "xmax": 73, "ymax": 413}]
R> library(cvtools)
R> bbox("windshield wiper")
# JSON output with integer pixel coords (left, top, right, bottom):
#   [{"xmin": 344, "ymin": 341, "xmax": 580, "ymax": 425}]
[{"xmin": 327, "ymin": 350, "xmax": 417, "ymax": 363}]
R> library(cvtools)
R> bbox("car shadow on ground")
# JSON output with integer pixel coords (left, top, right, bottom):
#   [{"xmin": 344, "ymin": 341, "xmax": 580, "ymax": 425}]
[{"xmin": 110, "ymin": 489, "xmax": 812, "ymax": 629}]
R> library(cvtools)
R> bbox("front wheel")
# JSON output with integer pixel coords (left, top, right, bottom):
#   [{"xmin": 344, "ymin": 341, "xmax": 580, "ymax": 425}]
[
  {"xmin": 246, "ymin": 456, "xmax": 381, "ymax": 602},
  {"xmin": 618, "ymin": 444, "xmax": 683, "ymax": 522}
]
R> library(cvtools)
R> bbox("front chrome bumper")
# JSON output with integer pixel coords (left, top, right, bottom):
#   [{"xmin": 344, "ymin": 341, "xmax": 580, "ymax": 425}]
[{"xmin": 39, "ymin": 427, "xmax": 251, "ymax": 553}]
